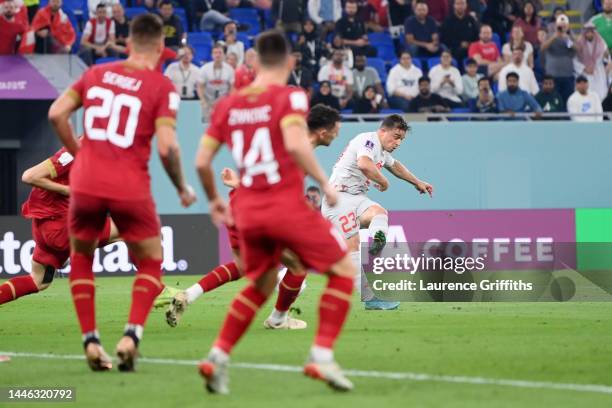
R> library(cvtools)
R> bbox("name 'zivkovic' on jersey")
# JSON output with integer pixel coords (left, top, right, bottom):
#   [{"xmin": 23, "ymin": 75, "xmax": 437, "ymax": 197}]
[{"xmin": 330, "ymin": 132, "xmax": 395, "ymax": 194}]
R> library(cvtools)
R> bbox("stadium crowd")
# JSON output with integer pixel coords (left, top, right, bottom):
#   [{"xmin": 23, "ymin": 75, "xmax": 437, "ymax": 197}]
[{"xmin": 1, "ymin": 0, "xmax": 612, "ymax": 120}]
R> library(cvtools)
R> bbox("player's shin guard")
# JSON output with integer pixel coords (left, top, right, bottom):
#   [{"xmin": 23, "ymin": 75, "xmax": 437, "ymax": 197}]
[
  {"xmin": 275, "ymin": 270, "xmax": 306, "ymax": 312},
  {"xmin": 213, "ymin": 285, "xmax": 268, "ymax": 354},
  {"xmin": 0, "ymin": 275, "xmax": 39, "ymax": 305},
  {"xmin": 368, "ymin": 214, "xmax": 389, "ymax": 237},
  {"xmin": 127, "ymin": 258, "xmax": 163, "ymax": 344},
  {"xmin": 69, "ymin": 252, "xmax": 97, "ymax": 343},
  {"xmin": 314, "ymin": 275, "xmax": 353, "ymax": 351}
]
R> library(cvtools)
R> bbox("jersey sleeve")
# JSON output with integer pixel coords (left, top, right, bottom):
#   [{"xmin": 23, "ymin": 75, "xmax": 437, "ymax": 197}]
[
  {"xmin": 355, "ymin": 135, "xmax": 377, "ymax": 161},
  {"xmin": 46, "ymin": 148, "xmax": 74, "ymax": 179},
  {"xmin": 383, "ymin": 151, "xmax": 396, "ymax": 169},
  {"xmin": 279, "ymin": 88, "xmax": 309, "ymax": 130},
  {"xmin": 154, "ymin": 78, "xmax": 180, "ymax": 130},
  {"xmin": 202, "ymin": 97, "xmax": 228, "ymax": 147},
  {"xmin": 66, "ymin": 71, "xmax": 87, "ymax": 105}
]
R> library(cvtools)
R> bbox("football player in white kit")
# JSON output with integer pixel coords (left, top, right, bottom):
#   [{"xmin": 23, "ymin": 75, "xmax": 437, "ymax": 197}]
[{"xmin": 322, "ymin": 114, "xmax": 433, "ymax": 310}]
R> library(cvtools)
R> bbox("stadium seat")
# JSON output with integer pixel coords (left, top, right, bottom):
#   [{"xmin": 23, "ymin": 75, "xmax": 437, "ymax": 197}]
[
  {"xmin": 240, "ymin": 16, "xmax": 261, "ymax": 37},
  {"xmin": 262, "ymin": 8, "xmax": 274, "ymax": 28},
  {"xmin": 381, "ymin": 109, "xmax": 404, "ymax": 114},
  {"xmin": 229, "ymin": 7, "xmax": 259, "ymax": 20},
  {"xmin": 492, "ymin": 32, "xmax": 502, "ymax": 51},
  {"xmin": 173, "ymin": 8, "xmax": 188, "ymax": 33},
  {"xmin": 368, "ymin": 32, "xmax": 393, "ymax": 45},
  {"xmin": 374, "ymin": 43, "xmax": 397, "ymax": 62},
  {"xmin": 367, "ymin": 57, "xmax": 387, "ymax": 82},
  {"xmin": 125, "ymin": 7, "xmax": 147, "ymax": 20},
  {"xmin": 188, "ymin": 32, "xmax": 213, "ymax": 46},
  {"xmin": 192, "ymin": 44, "xmax": 212, "ymax": 64},
  {"xmin": 427, "ymin": 56, "xmax": 458, "ymax": 70},
  {"xmin": 63, "ymin": 0, "xmax": 85, "ymax": 16},
  {"xmin": 341, "ymin": 109, "xmax": 353, "ymax": 114}
]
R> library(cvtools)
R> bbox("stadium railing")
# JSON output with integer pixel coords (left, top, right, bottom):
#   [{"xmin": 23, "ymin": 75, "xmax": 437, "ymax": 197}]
[{"xmin": 339, "ymin": 112, "xmax": 612, "ymax": 122}]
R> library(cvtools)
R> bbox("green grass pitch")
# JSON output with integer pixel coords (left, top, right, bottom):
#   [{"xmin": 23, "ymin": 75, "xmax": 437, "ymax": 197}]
[{"xmin": 1, "ymin": 275, "xmax": 612, "ymax": 408}]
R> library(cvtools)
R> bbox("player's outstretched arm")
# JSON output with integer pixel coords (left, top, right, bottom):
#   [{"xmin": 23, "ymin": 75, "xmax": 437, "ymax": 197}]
[
  {"xmin": 357, "ymin": 156, "xmax": 389, "ymax": 191},
  {"xmin": 282, "ymin": 123, "xmax": 337, "ymax": 205},
  {"xmin": 21, "ymin": 160, "xmax": 70, "ymax": 196},
  {"xmin": 157, "ymin": 126, "xmax": 196, "ymax": 208},
  {"xmin": 388, "ymin": 160, "xmax": 433, "ymax": 197},
  {"xmin": 48, "ymin": 91, "xmax": 81, "ymax": 155}
]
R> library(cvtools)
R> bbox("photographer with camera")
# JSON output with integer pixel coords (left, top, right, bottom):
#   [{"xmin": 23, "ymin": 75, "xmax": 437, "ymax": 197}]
[{"xmin": 541, "ymin": 13, "xmax": 576, "ymax": 103}]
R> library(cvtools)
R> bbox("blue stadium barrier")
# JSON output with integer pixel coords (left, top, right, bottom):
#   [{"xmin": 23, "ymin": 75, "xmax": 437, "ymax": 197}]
[
  {"xmin": 125, "ymin": 7, "xmax": 147, "ymax": 20},
  {"xmin": 381, "ymin": 108, "xmax": 403, "ymax": 114}
]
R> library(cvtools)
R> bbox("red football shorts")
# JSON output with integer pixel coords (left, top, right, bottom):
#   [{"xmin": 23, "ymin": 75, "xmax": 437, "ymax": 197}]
[
  {"xmin": 69, "ymin": 192, "xmax": 160, "ymax": 243},
  {"xmin": 237, "ymin": 199, "xmax": 347, "ymax": 280},
  {"xmin": 226, "ymin": 223, "xmax": 241, "ymax": 250},
  {"xmin": 32, "ymin": 216, "xmax": 112, "ymax": 269}
]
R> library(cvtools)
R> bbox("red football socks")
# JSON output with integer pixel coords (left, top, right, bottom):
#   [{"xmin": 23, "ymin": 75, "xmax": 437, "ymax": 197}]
[
  {"xmin": 69, "ymin": 252, "xmax": 97, "ymax": 335},
  {"xmin": 314, "ymin": 275, "xmax": 354, "ymax": 349},
  {"xmin": 128, "ymin": 258, "xmax": 163, "ymax": 328},
  {"xmin": 0, "ymin": 275, "xmax": 39, "ymax": 305},
  {"xmin": 275, "ymin": 271, "xmax": 306, "ymax": 312},
  {"xmin": 213, "ymin": 285, "xmax": 269, "ymax": 354},
  {"xmin": 198, "ymin": 262, "xmax": 241, "ymax": 292}
]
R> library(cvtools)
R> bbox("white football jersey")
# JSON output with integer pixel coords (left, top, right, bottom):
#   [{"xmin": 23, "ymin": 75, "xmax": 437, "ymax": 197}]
[{"xmin": 329, "ymin": 131, "xmax": 395, "ymax": 194}]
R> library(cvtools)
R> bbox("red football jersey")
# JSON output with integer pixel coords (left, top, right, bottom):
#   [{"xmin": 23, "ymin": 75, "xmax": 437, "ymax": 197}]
[
  {"xmin": 67, "ymin": 61, "xmax": 179, "ymax": 200},
  {"xmin": 206, "ymin": 85, "xmax": 309, "ymax": 217},
  {"xmin": 22, "ymin": 147, "xmax": 74, "ymax": 220}
]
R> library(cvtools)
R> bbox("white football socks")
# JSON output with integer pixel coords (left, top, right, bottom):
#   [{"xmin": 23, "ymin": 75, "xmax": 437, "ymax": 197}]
[
  {"xmin": 368, "ymin": 213, "xmax": 389, "ymax": 238},
  {"xmin": 185, "ymin": 284, "xmax": 204, "ymax": 304},
  {"xmin": 310, "ymin": 345, "xmax": 334, "ymax": 364}
]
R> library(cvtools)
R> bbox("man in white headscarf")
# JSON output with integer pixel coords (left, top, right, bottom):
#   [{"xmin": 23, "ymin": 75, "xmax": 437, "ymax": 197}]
[{"xmin": 574, "ymin": 22, "xmax": 609, "ymax": 100}]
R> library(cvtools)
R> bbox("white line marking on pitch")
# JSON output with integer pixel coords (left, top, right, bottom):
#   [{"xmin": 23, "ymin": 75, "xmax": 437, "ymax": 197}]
[{"xmin": 2, "ymin": 351, "xmax": 612, "ymax": 396}]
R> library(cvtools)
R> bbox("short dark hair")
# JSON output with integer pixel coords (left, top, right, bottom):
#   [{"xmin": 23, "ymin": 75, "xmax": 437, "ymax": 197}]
[
  {"xmin": 543, "ymin": 74, "xmax": 555, "ymax": 82},
  {"xmin": 159, "ymin": 0, "xmax": 173, "ymax": 7},
  {"xmin": 418, "ymin": 76, "xmax": 430, "ymax": 84},
  {"xmin": 465, "ymin": 58, "xmax": 477, "ymax": 66},
  {"xmin": 381, "ymin": 114, "xmax": 410, "ymax": 132},
  {"xmin": 255, "ymin": 30, "xmax": 289, "ymax": 68},
  {"xmin": 400, "ymin": 50, "xmax": 412, "ymax": 58},
  {"xmin": 96, "ymin": 3, "xmax": 106, "ymax": 10},
  {"xmin": 308, "ymin": 104, "xmax": 341, "ymax": 132},
  {"xmin": 506, "ymin": 72, "xmax": 519, "ymax": 81},
  {"xmin": 130, "ymin": 14, "xmax": 163, "ymax": 50},
  {"xmin": 477, "ymin": 77, "xmax": 490, "ymax": 86},
  {"xmin": 576, "ymin": 75, "xmax": 588, "ymax": 83},
  {"xmin": 306, "ymin": 186, "xmax": 321, "ymax": 194}
]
